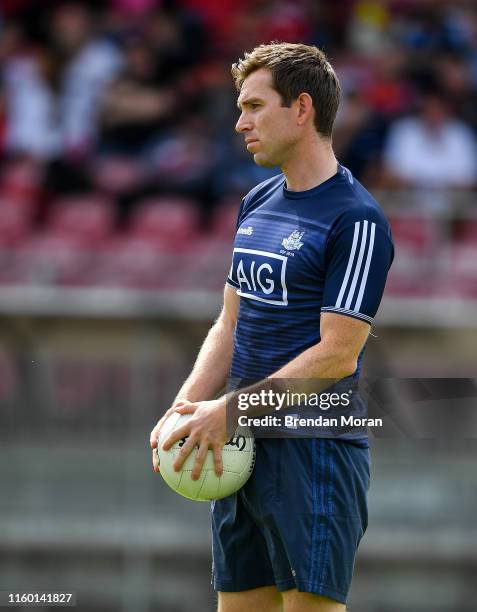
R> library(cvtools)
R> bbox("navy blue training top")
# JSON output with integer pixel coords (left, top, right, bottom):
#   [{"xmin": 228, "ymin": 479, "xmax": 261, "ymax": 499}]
[{"xmin": 226, "ymin": 164, "xmax": 394, "ymax": 441}]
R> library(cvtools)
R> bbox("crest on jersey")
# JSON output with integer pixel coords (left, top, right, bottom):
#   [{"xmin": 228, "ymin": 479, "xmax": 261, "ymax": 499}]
[{"xmin": 282, "ymin": 230, "xmax": 304, "ymax": 251}]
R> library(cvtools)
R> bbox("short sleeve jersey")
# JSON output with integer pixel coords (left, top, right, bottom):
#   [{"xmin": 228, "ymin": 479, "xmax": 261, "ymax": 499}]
[{"xmin": 227, "ymin": 164, "xmax": 394, "ymax": 384}]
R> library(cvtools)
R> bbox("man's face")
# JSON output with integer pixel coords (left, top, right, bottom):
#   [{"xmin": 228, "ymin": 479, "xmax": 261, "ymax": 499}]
[{"xmin": 235, "ymin": 68, "xmax": 300, "ymax": 167}]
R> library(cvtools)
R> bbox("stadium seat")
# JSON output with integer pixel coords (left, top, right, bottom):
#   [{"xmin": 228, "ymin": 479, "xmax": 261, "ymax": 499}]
[
  {"xmin": 92, "ymin": 156, "xmax": 146, "ymax": 194},
  {"xmin": 46, "ymin": 196, "xmax": 115, "ymax": 245},
  {"xmin": 90, "ymin": 234, "xmax": 172, "ymax": 289},
  {"xmin": 181, "ymin": 236, "xmax": 233, "ymax": 290},
  {"xmin": 10, "ymin": 195, "xmax": 116, "ymax": 286},
  {"xmin": 389, "ymin": 215, "xmax": 439, "ymax": 250},
  {"xmin": 0, "ymin": 159, "xmax": 42, "ymax": 214},
  {"xmin": 14, "ymin": 233, "xmax": 92, "ymax": 286},
  {"xmin": 0, "ymin": 201, "xmax": 33, "ymax": 247},
  {"xmin": 211, "ymin": 198, "xmax": 240, "ymax": 241},
  {"xmin": 0, "ymin": 201, "xmax": 35, "ymax": 284},
  {"xmin": 129, "ymin": 197, "xmax": 201, "ymax": 249},
  {"xmin": 386, "ymin": 215, "xmax": 442, "ymax": 295}
]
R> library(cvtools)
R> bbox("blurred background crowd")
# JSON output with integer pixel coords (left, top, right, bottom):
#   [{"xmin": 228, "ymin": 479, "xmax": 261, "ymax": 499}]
[
  {"xmin": 1, "ymin": 2, "xmax": 477, "ymax": 612},
  {"xmin": 0, "ymin": 0, "xmax": 477, "ymax": 293}
]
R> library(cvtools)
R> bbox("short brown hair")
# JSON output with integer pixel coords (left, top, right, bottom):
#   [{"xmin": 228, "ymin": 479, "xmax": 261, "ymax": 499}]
[{"xmin": 231, "ymin": 42, "xmax": 341, "ymax": 138}]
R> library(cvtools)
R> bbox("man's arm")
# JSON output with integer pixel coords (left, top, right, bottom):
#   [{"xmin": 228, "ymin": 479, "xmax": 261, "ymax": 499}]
[
  {"xmin": 163, "ymin": 312, "xmax": 370, "ymax": 478},
  {"xmin": 150, "ymin": 284, "xmax": 239, "ymax": 470},
  {"xmin": 272, "ymin": 312, "xmax": 368, "ymax": 380},
  {"xmin": 222, "ymin": 311, "xmax": 370, "ymax": 419},
  {"xmin": 172, "ymin": 284, "xmax": 239, "ymax": 404}
]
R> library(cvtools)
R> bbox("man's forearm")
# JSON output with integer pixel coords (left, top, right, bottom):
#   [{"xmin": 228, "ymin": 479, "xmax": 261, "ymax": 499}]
[
  {"xmin": 224, "ymin": 335, "xmax": 359, "ymax": 420},
  {"xmin": 271, "ymin": 338, "xmax": 356, "ymax": 380},
  {"xmin": 173, "ymin": 318, "xmax": 234, "ymax": 404}
]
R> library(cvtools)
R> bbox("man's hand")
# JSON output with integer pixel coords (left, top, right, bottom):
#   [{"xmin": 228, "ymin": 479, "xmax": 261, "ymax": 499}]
[
  {"xmin": 150, "ymin": 399, "xmax": 192, "ymax": 473},
  {"xmin": 161, "ymin": 399, "xmax": 227, "ymax": 480}
]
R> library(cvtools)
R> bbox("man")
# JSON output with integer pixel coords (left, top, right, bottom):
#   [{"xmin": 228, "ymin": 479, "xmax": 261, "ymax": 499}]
[
  {"xmin": 383, "ymin": 90, "xmax": 477, "ymax": 191},
  {"xmin": 150, "ymin": 43, "xmax": 394, "ymax": 611}
]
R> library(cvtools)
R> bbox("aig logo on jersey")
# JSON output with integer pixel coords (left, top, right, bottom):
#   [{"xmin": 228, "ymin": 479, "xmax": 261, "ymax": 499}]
[{"xmin": 230, "ymin": 248, "xmax": 288, "ymax": 305}]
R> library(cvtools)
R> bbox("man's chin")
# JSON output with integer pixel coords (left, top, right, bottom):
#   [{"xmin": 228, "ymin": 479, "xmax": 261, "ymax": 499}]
[{"xmin": 253, "ymin": 153, "xmax": 276, "ymax": 168}]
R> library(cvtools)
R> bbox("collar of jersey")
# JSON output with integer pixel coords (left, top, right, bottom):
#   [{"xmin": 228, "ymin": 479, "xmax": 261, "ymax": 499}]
[{"xmin": 282, "ymin": 164, "xmax": 344, "ymax": 199}]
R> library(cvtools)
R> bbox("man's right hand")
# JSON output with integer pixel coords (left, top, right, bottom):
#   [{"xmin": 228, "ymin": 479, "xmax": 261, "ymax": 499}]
[{"xmin": 150, "ymin": 399, "xmax": 190, "ymax": 473}]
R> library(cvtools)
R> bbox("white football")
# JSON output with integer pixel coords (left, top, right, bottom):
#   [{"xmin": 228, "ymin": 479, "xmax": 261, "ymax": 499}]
[{"xmin": 157, "ymin": 412, "xmax": 255, "ymax": 501}]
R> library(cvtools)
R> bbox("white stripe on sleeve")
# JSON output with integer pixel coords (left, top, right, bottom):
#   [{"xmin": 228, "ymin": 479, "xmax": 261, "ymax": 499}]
[
  {"xmin": 344, "ymin": 220, "xmax": 368, "ymax": 309},
  {"xmin": 354, "ymin": 222, "xmax": 376, "ymax": 311},
  {"xmin": 335, "ymin": 222, "xmax": 360, "ymax": 308}
]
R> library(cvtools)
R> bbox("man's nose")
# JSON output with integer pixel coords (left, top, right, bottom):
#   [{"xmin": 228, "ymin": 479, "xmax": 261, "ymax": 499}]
[{"xmin": 235, "ymin": 113, "xmax": 252, "ymax": 134}]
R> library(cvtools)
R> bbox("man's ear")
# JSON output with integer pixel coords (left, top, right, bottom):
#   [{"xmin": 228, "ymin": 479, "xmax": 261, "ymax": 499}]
[{"xmin": 296, "ymin": 92, "xmax": 313, "ymax": 126}]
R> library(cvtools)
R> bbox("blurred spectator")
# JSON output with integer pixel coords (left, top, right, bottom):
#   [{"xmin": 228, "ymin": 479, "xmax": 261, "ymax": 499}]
[
  {"xmin": 98, "ymin": 3, "xmax": 205, "ymax": 154},
  {"xmin": 142, "ymin": 6, "xmax": 205, "ymax": 83},
  {"xmin": 334, "ymin": 88, "xmax": 387, "ymax": 185},
  {"xmin": 98, "ymin": 38, "xmax": 175, "ymax": 154},
  {"xmin": 364, "ymin": 50, "xmax": 413, "ymax": 118},
  {"xmin": 3, "ymin": 2, "xmax": 122, "ymax": 160},
  {"xmin": 334, "ymin": 48, "xmax": 412, "ymax": 183},
  {"xmin": 435, "ymin": 51, "xmax": 477, "ymax": 132},
  {"xmin": 3, "ymin": 47, "xmax": 63, "ymax": 159},
  {"xmin": 52, "ymin": 2, "xmax": 123, "ymax": 156},
  {"xmin": 145, "ymin": 113, "xmax": 222, "ymax": 219},
  {"xmin": 383, "ymin": 91, "xmax": 477, "ymax": 191}
]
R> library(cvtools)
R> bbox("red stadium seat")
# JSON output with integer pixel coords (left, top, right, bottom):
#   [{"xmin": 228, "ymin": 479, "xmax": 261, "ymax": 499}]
[
  {"xmin": 386, "ymin": 215, "xmax": 442, "ymax": 295},
  {"xmin": 389, "ymin": 215, "xmax": 438, "ymax": 250},
  {"xmin": 129, "ymin": 197, "xmax": 200, "ymax": 249},
  {"xmin": 90, "ymin": 234, "xmax": 172, "ymax": 289},
  {"xmin": 46, "ymin": 196, "xmax": 115, "ymax": 245},
  {"xmin": 211, "ymin": 198, "xmax": 240, "ymax": 241},
  {"xmin": 92, "ymin": 156, "xmax": 146, "ymax": 194},
  {"xmin": 0, "ymin": 200, "xmax": 34, "ymax": 284},
  {"xmin": 0, "ymin": 159, "xmax": 42, "ymax": 214},
  {"xmin": 14, "ymin": 233, "xmax": 92, "ymax": 286},
  {"xmin": 182, "ymin": 236, "xmax": 233, "ymax": 290},
  {"xmin": 0, "ymin": 201, "xmax": 33, "ymax": 247},
  {"xmin": 94, "ymin": 228, "xmax": 227, "ymax": 290}
]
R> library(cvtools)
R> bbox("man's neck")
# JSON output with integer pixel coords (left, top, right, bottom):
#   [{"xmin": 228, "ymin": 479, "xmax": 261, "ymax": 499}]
[{"xmin": 282, "ymin": 138, "xmax": 338, "ymax": 192}]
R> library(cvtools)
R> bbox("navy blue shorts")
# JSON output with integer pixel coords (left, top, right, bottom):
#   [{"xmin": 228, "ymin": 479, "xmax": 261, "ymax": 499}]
[{"xmin": 211, "ymin": 437, "xmax": 370, "ymax": 604}]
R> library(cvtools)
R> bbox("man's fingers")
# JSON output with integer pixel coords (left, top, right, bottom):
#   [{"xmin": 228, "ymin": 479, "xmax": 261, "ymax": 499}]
[
  {"xmin": 150, "ymin": 427, "xmax": 160, "ymax": 448},
  {"xmin": 150, "ymin": 418, "xmax": 166, "ymax": 448},
  {"xmin": 175, "ymin": 403, "xmax": 198, "ymax": 415},
  {"xmin": 213, "ymin": 444, "xmax": 224, "ymax": 477},
  {"xmin": 173, "ymin": 435, "xmax": 198, "ymax": 472},
  {"xmin": 152, "ymin": 448, "xmax": 160, "ymax": 473},
  {"xmin": 162, "ymin": 423, "xmax": 191, "ymax": 451},
  {"xmin": 150, "ymin": 401, "xmax": 193, "ymax": 448},
  {"xmin": 191, "ymin": 441, "xmax": 209, "ymax": 480},
  {"xmin": 150, "ymin": 408, "xmax": 177, "ymax": 448}
]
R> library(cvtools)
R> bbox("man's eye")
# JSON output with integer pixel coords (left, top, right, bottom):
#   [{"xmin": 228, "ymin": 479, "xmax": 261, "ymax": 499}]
[{"xmin": 250, "ymin": 103, "xmax": 261, "ymax": 109}]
